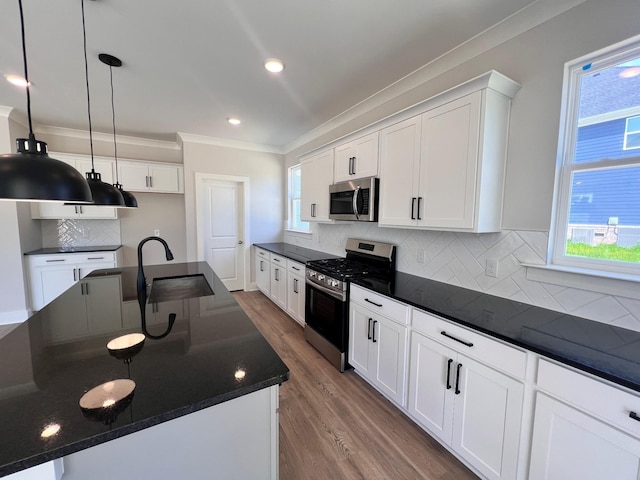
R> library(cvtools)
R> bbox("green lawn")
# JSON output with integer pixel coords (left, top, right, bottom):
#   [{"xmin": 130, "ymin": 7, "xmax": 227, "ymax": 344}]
[{"xmin": 566, "ymin": 241, "xmax": 640, "ymax": 262}]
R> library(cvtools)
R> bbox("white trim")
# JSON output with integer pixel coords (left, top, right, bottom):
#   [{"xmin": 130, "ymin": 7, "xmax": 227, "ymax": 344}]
[
  {"xmin": 523, "ymin": 263, "xmax": 640, "ymax": 299},
  {"xmin": 194, "ymin": 173, "xmax": 251, "ymax": 292},
  {"xmin": 0, "ymin": 106, "xmax": 13, "ymax": 118},
  {"xmin": 35, "ymin": 125, "xmax": 181, "ymax": 150},
  {"xmin": 177, "ymin": 132, "xmax": 283, "ymax": 155},
  {"xmin": 284, "ymin": 0, "xmax": 588, "ymax": 154},
  {"xmin": 578, "ymin": 106, "xmax": 640, "ymax": 127}
]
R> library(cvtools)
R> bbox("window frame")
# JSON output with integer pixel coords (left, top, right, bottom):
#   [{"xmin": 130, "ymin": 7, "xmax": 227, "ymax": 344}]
[
  {"xmin": 550, "ymin": 37, "xmax": 640, "ymax": 277},
  {"xmin": 287, "ymin": 164, "xmax": 310, "ymax": 233},
  {"xmin": 623, "ymin": 115, "xmax": 640, "ymax": 150}
]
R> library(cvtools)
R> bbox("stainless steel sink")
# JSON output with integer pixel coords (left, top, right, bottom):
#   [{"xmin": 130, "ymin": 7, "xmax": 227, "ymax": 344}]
[{"xmin": 148, "ymin": 274, "xmax": 214, "ymax": 303}]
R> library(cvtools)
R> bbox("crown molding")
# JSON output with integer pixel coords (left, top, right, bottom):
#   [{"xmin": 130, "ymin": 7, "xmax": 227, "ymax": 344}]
[
  {"xmin": 284, "ymin": 0, "xmax": 588, "ymax": 155},
  {"xmin": 0, "ymin": 106, "xmax": 13, "ymax": 118},
  {"xmin": 177, "ymin": 132, "xmax": 283, "ymax": 155},
  {"xmin": 34, "ymin": 125, "xmax": 181, "ymax": 150}
]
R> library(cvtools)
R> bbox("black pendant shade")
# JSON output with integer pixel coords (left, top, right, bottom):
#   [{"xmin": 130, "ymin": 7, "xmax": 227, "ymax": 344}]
[
  {"xmin": 68, "ymin": 0, "xmax": 126, "ymax": 207},
  {"xmin": 0, "ymin": 136, "xmax": 93, "ymax": 202},
  {"xmin": 0, "ymin": 0, "xmax": 93, "ymax": 203},
  {"xmin": 100, "ymin": 52, "xmax": 138, "ymax": 209}
]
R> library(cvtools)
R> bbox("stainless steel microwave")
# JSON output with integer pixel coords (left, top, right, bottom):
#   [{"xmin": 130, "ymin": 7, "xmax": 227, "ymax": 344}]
[{"xmin": 329, "ymin": 177, "xmax": 379, "ymax": 221}]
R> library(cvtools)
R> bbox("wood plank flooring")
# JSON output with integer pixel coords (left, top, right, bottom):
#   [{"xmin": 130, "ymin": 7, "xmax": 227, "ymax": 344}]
[{"xmin": 233, "ymin": 291, "xmax": 478, "ymax": 480}]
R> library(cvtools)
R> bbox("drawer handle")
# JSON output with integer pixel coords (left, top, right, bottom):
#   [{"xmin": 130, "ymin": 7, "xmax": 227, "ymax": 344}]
[
  {"xmin": 87, "ymin": 257, "xmax": 104, "ymax": 260},
  {"xmin": 446, "ymin": 358, "xmax": 453, "ymax": 389},
  {"xmin": 365, "ymin": 298, "xmax": 383, "ymax": 308},
  {"xmin": 292, "ymin": 266, "xmax": 300, "ymax": 271},
  {"xmin": 630, "ymin": 411, "xmax": 640, "ymax": 422},
  {"xmin": 46, "ymin": 259, "xmax": 66, "ymax": 262},
  {"xmin": 273, "ymin": 258, "xmax": 281, "ymax": 263},
  {"xmin": 441, "ymin": 331, "xmax": 474, "ymax": 348}
]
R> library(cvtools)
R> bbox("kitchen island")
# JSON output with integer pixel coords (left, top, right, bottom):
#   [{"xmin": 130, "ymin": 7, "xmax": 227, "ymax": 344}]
[{"xmin": 0, "ymin": 262, "xmax": 289, "ymax": 479}]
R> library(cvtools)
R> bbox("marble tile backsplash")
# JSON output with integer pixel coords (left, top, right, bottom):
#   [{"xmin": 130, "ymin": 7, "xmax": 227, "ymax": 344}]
[
  {"xmin": 42, "ymin": 219, "xmax": 121, "ymax": 248},
  {"xmin": 284, "ymin": 223, "xmax": 640, "ymax": 332}
]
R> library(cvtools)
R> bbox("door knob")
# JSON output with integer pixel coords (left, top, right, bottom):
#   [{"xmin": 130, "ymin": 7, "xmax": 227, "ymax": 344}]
[{"xmin": 238, "ymin": 240, "xmax": 244, "ymax": 244}]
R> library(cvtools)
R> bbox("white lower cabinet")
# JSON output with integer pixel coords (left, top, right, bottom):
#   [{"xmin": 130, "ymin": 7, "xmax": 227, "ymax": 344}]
[
  {"xmin": 27, "ymin": 251, "xmax": 122, "ymax": 311},
  {"xmin": 349, "ymin": 295, "xmax": 408, "ymax": 407},
  {"xmin": 408, "ymin": 331, "xmax": 523, "ymax": 480},
  {"xmin": 286, "ymin": 260, "xmax": 305, "ymax": 326},
  {"xmin": 42, "ymin": 276, "xmax": 122, "ymax": 344},
  {"xmin": 269, "ymin": 255, "xmax": 287, "ymax": 309},
  {"xmin": 255, "ymin": 248, "xmax": 271, "ymax": 296},
  {"xmin": 529, "ymin": 359, "xmax": 640, "ymax": 480}
]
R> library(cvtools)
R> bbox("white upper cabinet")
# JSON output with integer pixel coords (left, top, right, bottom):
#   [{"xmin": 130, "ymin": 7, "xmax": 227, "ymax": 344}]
[
  {"xmin": 300, "ymin": 149, "xmax": 334, "ymax": 222},
  {"xmin": 378, "ymin": 71, "xmax": 519, "ymax": 232},
  {"xmin": 118, "ymin": 160, "xmax": 184, "ymax": 193},
  {"xmin": 334, "ymin": 132, "xmax": 379, "ymax": 182}
]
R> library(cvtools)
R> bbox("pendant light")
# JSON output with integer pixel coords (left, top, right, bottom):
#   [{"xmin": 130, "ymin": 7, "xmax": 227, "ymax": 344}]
[
  {"xmin": 100, "ymin": 53, "xmax": 138, "ymax": 208},
  {"xmin": 68, "ymin": 0, "xmax": 125, "ymax": 207},
  {"xmin": 0, "ymin": 0, "xmax": 93, "ymax": 203}
]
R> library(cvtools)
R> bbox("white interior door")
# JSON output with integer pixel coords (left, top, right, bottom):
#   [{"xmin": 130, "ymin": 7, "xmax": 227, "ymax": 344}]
[{"xmin": 199, "ymin": 177, "xmax": 246, "ymax": 291}]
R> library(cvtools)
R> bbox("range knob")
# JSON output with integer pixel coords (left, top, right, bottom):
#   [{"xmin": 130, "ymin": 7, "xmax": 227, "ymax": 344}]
[
  {"xmin": 309, "ymin": 271, "xmax": 316, "ymax": 278},
  {"xmin": 330, "ymin": 280, "xmax": 339, "ymax": 288},
  {"xmin": 318, "ymin": 275, "xmax": 325, "ymax": 281}
]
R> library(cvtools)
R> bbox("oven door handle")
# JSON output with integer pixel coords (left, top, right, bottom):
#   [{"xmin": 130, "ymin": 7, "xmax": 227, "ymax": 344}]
[
  {"xmin": 305, "ymin": 279, "xmax": 346, "ymax": 301},
  {"xmin": 352, "ymin": 186, "xmax": 361, "ymax": 220}
]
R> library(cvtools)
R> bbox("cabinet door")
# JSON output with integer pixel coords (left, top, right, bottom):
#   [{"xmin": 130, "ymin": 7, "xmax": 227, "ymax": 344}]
[
  {"xmin": 286, "ymin": 273, "xmax": 304, "ymax": 326},
  {"xmin": 33, "ymin": 265, "xmax": 77, "ymax": 311},
  {"xmin": 373, "ymin": 316, "xmax": 407, "ymax": 407},
  {"xmin": 119, "ymin": 162, "xmax": 151, "ymax": 191},
  {"xmin": 419, "ymin": 92, "xmax": 480, "ymax": 229},
  {"xmin": 269, "ymin": 264, "xmax": 286, "ymax": 308},
  {"xmin": 148, "ymin": 164, "xmax": 183, "ymax": 193},
  {"xmin": 44, "ymin": 283, "xmax": 88, "ymax": 343},
  {"xmin": 348, "ymin": 303, "xmax": 375, "ymax": 378},
  {"xmin": 300, "ymin": 150, "xmax": 334, "ymax": 222},
  {"xmin": 76, "ymin": 157, "xmax": 115, "ymax": 184},
  {"xmin": 255, "ymin": 255, "xmax": 270, "ymax": 295},
  {"xmin": 452, "ymin": 354, "xmax": 523, "ymax": 480},
  {"xmin": 378, "ymin": 116, "xmax": 422, "ymax": 227},
  {"xmin": 334, "ymin": 132, "xmax": 379, "ymax": 182},
  {"xmin": 408, "ymin": 332, "xmax": 455, "ymax": 443},
  {"xmin": 529, "ymin": 393, "xmax": 640, "ymax": 480},
  {"xmin": 31, "ymin": 202, "xmax": 116, "ymax": 220},
  {"xmin": 84, "ymin": 276, "xmax": 123, "ymax": 335}
]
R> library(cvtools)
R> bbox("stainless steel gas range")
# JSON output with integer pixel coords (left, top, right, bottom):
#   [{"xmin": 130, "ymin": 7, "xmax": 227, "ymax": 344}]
[{"xmin": 304, "ymin": 238, "xmax": 396, "ymax": 372}]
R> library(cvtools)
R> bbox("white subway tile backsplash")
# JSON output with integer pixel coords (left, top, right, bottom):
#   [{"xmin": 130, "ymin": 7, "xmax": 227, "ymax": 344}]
[
  {"xmin": 284, "ymin": 223, "xmax": 640, "ymax": 332},
  {"xmin": 42, "ymin": 219, "xmax": 121, "ymax": 248}
]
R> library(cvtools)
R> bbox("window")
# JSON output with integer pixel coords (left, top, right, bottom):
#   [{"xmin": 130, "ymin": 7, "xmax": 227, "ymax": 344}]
[
  {"xmin": 552, "ymin": 37, "xmax": 640, "ymax": 276},
  {"xmin": 288, "ymin": 164, "xmax": 310, "ymax": 232}
]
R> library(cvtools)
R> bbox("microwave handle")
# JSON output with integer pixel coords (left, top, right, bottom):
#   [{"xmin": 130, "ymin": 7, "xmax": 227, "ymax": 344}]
[{"xmin": 352, "ymin": 186, "xmax": 361, "ymax": 220}]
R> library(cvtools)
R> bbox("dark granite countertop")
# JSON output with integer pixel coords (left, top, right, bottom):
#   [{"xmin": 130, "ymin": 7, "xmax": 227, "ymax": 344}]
[
  {"xmin": 24, "ymin": 245, "xmax": 122, "ymax": 255},
  {"xmin": 0, "ymin": 262, "xmax": 289, "ymax": 477},
  {"xmin": 353, "ymin": 272, "xmax": 640, "ymax": 393},
  {"xmin": 254, "ymin": 242, "xmax": 339, "ymax": 264}
]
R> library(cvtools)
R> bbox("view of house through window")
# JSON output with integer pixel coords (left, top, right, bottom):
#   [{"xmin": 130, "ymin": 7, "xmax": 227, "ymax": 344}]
[
  {"xmin": 553, "ymin": 41, "xmax": 640, "ymax": 274},
  {"xmin": 288, "ymin": 164, "xmax": 310, "ymax": 232}
]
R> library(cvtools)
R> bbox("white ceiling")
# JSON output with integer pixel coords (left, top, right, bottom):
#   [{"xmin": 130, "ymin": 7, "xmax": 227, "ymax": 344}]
[{"xmin": 0, "ymin": 0, "xmax": 537, "ymax": 150}]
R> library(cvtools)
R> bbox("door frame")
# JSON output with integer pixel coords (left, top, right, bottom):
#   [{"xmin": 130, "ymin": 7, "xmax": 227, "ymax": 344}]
[{"xmin": 195, "ymin": 173, "xmax": 251, "ymax": 291}]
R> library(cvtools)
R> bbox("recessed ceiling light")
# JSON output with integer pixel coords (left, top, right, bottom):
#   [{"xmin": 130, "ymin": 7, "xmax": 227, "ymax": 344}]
[
  {"xmin": 620, "ymin": 67, "xmax": 640, "ymax": 79},
  {"xmin": 264, "ymin": 58, "xmax": 284, "ymax": 73},
  {"xmin": 4, "ymin": 74, "xmax": 29, "ymax": 87},
  {"xmin": 228, "ymin": 117, "xmax": 241, "ymax": 126}
]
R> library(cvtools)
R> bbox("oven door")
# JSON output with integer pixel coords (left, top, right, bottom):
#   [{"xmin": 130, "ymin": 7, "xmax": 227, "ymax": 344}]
[{"xmin": 304, "ymin": 281, "xmax": 348, "ymax": 351}]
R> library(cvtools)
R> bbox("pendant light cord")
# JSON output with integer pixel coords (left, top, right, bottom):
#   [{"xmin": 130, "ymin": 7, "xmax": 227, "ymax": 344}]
[
  {"xmin": 81, "ymin": 0, "xmax": 96, "ymax": 171},
  {"xmin": 17, "ymin": 0, "xmax": 34, "ymax": 138},
  {"xmin": 109, "ymin": 64, "xmax": 120, "ymax": 183}
]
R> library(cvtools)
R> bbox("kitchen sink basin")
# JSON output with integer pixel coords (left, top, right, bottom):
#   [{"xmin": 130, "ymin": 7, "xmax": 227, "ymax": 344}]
[{"xmin": 148, "ymin": 274, "xmax": 214, "ymax": 303}]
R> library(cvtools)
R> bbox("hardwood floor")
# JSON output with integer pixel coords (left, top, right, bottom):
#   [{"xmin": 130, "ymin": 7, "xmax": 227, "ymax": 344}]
[{"xmin": 233, "ymin": 291, "xmax": 477, "ymax": 480}]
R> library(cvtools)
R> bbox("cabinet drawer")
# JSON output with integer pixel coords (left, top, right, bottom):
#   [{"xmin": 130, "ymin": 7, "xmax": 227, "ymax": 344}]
[
  {"xmin": 413, "ymin": 309, "xmax": 526, "ymax": 380},
  {"xmin": 270, "ymin": 254, "xmax": 286, "ymax": 265},
  {"xmin": 28, "ymin": 254, "xmax": 79, "ymax": 267},
  {"xmin": 350, "ymin": 285, "xmax": 409, "ymax": 325},
  {"xmin": 537, "ymin": 359, "xmax": 640, "ymax": 439},
  {"xmin": 287, "ymin": 260, "xmax": 305, "ymax": 275},
  {"xmin": 256, "ymin": 248, "xmax": 269, "ymax": 259}
]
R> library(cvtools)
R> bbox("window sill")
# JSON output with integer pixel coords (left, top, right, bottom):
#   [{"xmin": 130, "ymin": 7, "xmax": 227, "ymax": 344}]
[
  {"xmin": 285, "ymin": 229, "xmax": 312, "ymax": 237},
  {"xmin": 523, "ymin": 263, "xmax": 640, "ymax": 300}
]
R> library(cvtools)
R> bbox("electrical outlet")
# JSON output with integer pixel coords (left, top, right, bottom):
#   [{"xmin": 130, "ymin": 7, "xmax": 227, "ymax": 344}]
[
  {"xmin": 486, "ymin": 258, "xmax": 498, "ymax": 277},
  {"xmin": 417, "ymin": 249, "xmax": 425, "ymax": 263},
  {"xmin": 154, "ymin": 229, "xmax": 160, "ymax": 236}
]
